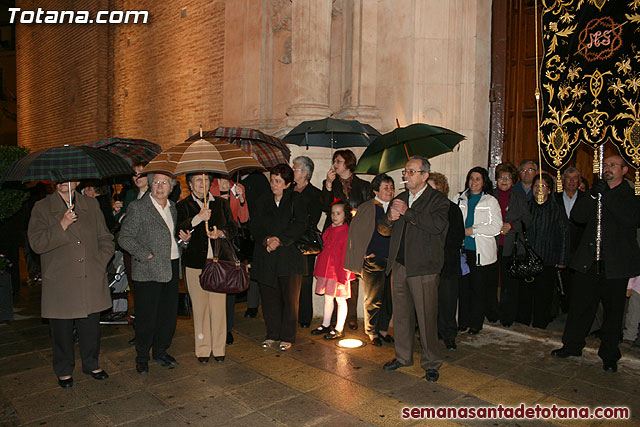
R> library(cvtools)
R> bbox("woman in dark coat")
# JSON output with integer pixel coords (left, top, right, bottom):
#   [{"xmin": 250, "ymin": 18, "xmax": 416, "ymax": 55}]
[
  {"xmin": 176, "ymin": 173, "xmax": 237, "ymax": 364},
  {"xmin": 251, "ymin": 164, "xmax": 308, "ymax": 351},
  {"xmin": 492, "ymin": 162, "xmax": 531, "ymax": 327},
  {"xmin": 321, "ymin": 149, "xmax": 373, "ymax": 329},
  {"xmin": 517, "ymin": 173, "xmax": 569, "ymax": 329}
]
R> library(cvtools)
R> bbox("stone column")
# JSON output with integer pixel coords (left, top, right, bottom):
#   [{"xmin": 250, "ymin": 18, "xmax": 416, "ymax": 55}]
[
  {"xmin": 336, "ymin": 0, "xmax": 381, "ymax": 129},
  {"xmin": 285, "ymin": 0, "xmax": 333, "ymax": 126}
]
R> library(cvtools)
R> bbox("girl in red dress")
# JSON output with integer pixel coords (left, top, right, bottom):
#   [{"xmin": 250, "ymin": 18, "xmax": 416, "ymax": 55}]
[{"xmin": 312, "ymin": 200, "xmax": 355, "ymax": 340}]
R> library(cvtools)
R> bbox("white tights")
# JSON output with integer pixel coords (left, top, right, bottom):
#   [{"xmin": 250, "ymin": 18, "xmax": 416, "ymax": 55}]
[{"xmin": 321, "ymin": 295, "xmax": 348, "ymax": 332}]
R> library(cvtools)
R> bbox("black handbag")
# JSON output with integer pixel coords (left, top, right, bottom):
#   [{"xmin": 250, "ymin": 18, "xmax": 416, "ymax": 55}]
[
  {"xmin": 507, "ymin": 222, "xmax": 543, "ymax": 282},
  {"xmin": 199, "ymin": 238, "xmax": 249, "ymax": 294},
  {"xmin": 295, "ymin": 226, "xmax": 324, "ymax": 255}
]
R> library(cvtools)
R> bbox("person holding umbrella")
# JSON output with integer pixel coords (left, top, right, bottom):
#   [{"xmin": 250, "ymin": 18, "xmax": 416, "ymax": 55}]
[
  {"xmin": 28, "ymin": 180, "xmax": 115, "ymax": 388},
  {"xmin": 118, "ymin": 172, "xmax": 192, "ymax": 374},
  {"xmin": 322, "ymin": 149, "xmax": 373, "ymax": 329}
]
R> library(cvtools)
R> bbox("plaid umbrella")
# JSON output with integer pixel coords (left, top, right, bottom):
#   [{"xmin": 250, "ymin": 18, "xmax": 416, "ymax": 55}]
[
  {"xmin": 354, "ymin": 123, "xmax": 465, "ymax": 174},
  {"xmin": 142, "ymin": 137, "xmax": 262, "ymax": 176},
  {"xmin": 3, "ymin": 145, "xmax": 134, "ymax": 183},
  {"xmin": 185, "ymin": 127, "xmax": 289, "ymax": 169},
  {"xmin": 283, "ymin": 117, "xmax": 381, "ymax": 149},
  {"xmin": 83, "ymin": 137, "xmax": 161, "ymax": 166}
]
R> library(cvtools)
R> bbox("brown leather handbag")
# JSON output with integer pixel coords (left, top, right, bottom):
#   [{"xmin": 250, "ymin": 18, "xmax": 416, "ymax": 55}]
[{"xmin": 199, "ymin": 238, "xmax": 249, "ymax": 294}]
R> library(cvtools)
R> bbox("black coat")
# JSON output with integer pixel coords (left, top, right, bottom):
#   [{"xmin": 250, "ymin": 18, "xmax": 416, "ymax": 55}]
[
  {"xmin": 442, "ymin": 201, "xmax": 465, "ymax": 280},
  {"xmin": 176, "ymin": 196, "xmax": 238, "ymax": 269},
  {"xmin": 553, "ymin": 190, "xmax": 586, "ymax": 256},
  {"xmin": 569, "ymin": 181, "xmax": 640, "ymax": 279},
  {"xmin": 528, "ymin": 198, "xmax": 569, "ymax": 266},
  {"xmin": 493, "ymin": 188, "xmax": 531, "ymax": 257},
  {"xmin": 321, "ymin": 175, "xmax": 372, "ymax": 229},
  {"xmin": 250, "ymin": 189, "xmax": 308, "ymax": 287},
  {"xmin": 239, "ymin": 171, "xmax": 271, "ymax": 223},
  {"xmin": 297, "ymin": 182, "xmax": 323, "ymax": 229}
]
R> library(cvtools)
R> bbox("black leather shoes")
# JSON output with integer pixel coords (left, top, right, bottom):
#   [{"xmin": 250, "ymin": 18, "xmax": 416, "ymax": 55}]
[
  {"xmin": 370, "ymin": 337, "xmax": 383, "ymax": 347},
  {"xmin": 458, "ymin": 326, "xmax": 468, "ymax": 332},
  {"xmin": 128, "ymin": 336, "xmax": 136, "ymax": 346},
  {"xmin": 348, "ymin": 321, "xmax": 358, "ymax": 330},
  {"xmin": 136, "ymin": 362, "xmax": 149, "ymax": 374},
  {"xmin": 83, "ymin": 369, "xmax": 109, "ymax": 380},
  {"xmin": 213, "ymin": 356, "xmax": 225, "ymax": 363},
  {"xmin": 153, "ymin": 354, "xmax": 178, "ymax": 367},
  {"xmin": 311, "ymin": 325, "xmax": 331, "ymax": 335},
  {"xmin": 197, "ymin": 356, "xmax": 210, "ymax": 364},
  {"xmin": 299, "ymin": 322, "xmax": 310, "ymax": 328},
  {"xmin": 444, "ymin": 340, "xmax": 457, "ymax": 351},
  {"xmin": 468, "ymin": 328, "xmax": 480, "ymax": 335},
  {"xmin": 603, "ymin": 360, "xmax": 617, "ymax": 372},
  {"xmin": 380, "ymin": 334, "xmax": 394, "ymax": 343},
  {"xmin": 383, "ymin": 358, "xmax": 409, "ymax": 371},
  {"xmin": 324, "ymin": 330, "xmax": 344, "ymax": 340},
  {"xmin": 244, "ymin": 308, "xmax": 258, "ymax": 318},
  {"xmin": 58, "ymin": 377, "xmax": 73, "ymax": 388},
  {"xmin": 551, "ymin": 348, "xmax": 580, "ymax": 358},
  {"xmin": 226, "ymin": 332, "xmax": 234, "ymax": 345},
  {"xmin": 425, "ymin": 369, "xmax": 439, "ymax": 382}
]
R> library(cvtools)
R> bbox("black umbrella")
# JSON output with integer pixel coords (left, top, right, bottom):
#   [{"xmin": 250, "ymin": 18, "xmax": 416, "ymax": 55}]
[{"xmin": 283, "ymin": 117, "xmax": 381, "ymax": 150}]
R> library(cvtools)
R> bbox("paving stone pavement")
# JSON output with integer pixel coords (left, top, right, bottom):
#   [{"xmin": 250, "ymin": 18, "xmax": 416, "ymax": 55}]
[{"xmin": 1, "ymin": 283, "xmax": 640, "ymax": 426}]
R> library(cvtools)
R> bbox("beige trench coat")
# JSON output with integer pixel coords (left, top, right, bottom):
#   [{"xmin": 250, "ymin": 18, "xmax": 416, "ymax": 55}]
[{"xmin": 28, "ymin": 192, "xmax": 114, "ymax": 319}]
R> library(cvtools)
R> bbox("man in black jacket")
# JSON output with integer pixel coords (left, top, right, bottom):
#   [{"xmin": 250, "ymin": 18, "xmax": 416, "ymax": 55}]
[
  {"xmin": 551, "ymin": 156, "xmax": 640, "ymax": 372},
  {"xmin": 378, "ymin": 156, "xmax": 449, "ymax": 382}
]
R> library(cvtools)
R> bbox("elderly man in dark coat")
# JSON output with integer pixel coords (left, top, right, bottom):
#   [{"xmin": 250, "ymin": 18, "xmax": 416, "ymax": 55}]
[
  {"xmin": 119, "ymin": 172, "xmax": 191, "ymax": 374},
  {"xmin": 378, "ymin": 156, "xmax": 449, "ymax": 382},
  {"xmin": 28, "ymin": 180, "xmax": 115, "ymax": 388}
]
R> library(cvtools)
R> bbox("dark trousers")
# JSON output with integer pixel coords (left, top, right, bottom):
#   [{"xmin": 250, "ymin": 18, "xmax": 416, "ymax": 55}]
[
  {"xmin": 458, "ymin": 250, "xmax": 497, "ymax": 330},
  {"xmin": 226, "ymin": 294, "xmax": 235, "ymax": 333},
  {"xmin": 298, "ymin": 255, "xmax": 317, "ymax": 325},
  {"xmin": 438, "ymin": 277, "xmax": 459, "ymax": 342},
  {"xmin": 391, "ymin": 262, "xmax": 441, "ymax": 370},
  {"xmin": 362, "ymin": 257, "xmax": 392, "ymax": 336},
  {"xmin": 346, "ymin": 278, "xmax": 359, "ymax": 322},
  {"xmin": 516, "ymin": 265, "xmax": 556, "ymax": 329},
  {"xmin": 133, "ymin": 259, "xmax": 179, "ymax": 363},
  {"xmin": 259, "ymin": 275, "xmax": 302, "ymax": 343},
  {"xmin": 49, "ymin": 312, "xmax": 101, "ymax": 377},
  {"xmin": 498, "ymin": 252, "xmax": 520, "ymax": 325},
  {"xmin": 562, "ymin": 267, "xmax": 628, "ymax": 362}
]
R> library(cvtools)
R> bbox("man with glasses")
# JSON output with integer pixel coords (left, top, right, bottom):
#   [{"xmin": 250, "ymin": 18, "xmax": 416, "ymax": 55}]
[
  {"xmin": 378, "ymin": 156, "xmax": 449, "ymax": 382},
  {"xmin": 551, "ymin": 156, "xmax": 640, "ymax": 372},
  {"xmin": 119, "ymin": 172, "xmax": 191, "ymax": 374},
  {"xmin": 513, "ymin": 160, "xmax": 539, "ymax": 201}
]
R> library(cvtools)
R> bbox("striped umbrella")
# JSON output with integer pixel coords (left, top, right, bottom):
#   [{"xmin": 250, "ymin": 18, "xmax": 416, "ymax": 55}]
[
  {"xmin": 142, "ymin": 137, "xmax": 263, "ymax": 176},
  {"xmin": 185, "ymin": 127, "xmax": 289, "ymax": 169},
  {"xmin": 3, "ymin": 144, "xmax": 134, "ymax": 183},
  {"xmin": 83, "ymin": 137, "xmax": 161, "ymax": 166}
]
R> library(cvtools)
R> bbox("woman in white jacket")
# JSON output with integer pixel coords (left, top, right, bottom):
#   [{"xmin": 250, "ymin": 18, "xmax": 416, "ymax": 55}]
[{"xmin": 452, "ymin": 167, "xmax": 502, "ymax": 335}]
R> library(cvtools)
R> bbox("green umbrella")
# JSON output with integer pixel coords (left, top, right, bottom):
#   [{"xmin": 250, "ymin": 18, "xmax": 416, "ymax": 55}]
[{"xmin": 354, "ymin": 123, "xmax": 465, "ymax": 174}]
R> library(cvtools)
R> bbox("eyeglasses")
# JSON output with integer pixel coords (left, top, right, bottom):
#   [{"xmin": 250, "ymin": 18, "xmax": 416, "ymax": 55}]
[
  {"xmin": 533, "ymin": 183, "xmax": 548, "ymax": 189},
  {"xmin": 498, "ymin": 176, "xmax": 513, "ymax": 181},
  {"xmin": 151, "ymin": 180, "xmax": 170, "ymax": 187},
  {"xmin": 519, "ymin": 168, "xmax": 536, "ymax": 173},
  {"xmin": 333, "ymin": 159, "xmax": 345, "ymax": 164},
  {"xmin": 402, "ymin": 169, "xmax": 426, "ymax": 177},
  {"xmin": 292, "ymin": 168, "xmax": 302, "ymax": 172},
  {"xmin": 602, "ymin": 162, "xmax": 623, "ymax": 169}
]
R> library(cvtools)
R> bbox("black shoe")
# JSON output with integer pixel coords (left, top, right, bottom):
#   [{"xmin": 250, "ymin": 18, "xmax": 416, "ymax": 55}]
[
  {"xmin": 603, "ymin": 360, "xmax": 617, "ymax": 372},
  {"xmin": 380, "ymin": 334, "xmax": 394, "ymax": 343},
  {"xmin": 153, "ymin": 354, "xmax": 178, "ymax": 367},
  {"xmin": 128, "ymin": 337, "xmax": 136, "ymax": 346},
  {"xmin": 444, "ymin": 340, "xmax": 457, "ymax": 351},
  {"xmin": 58, "ymin": 377, "xmax": 73, "ymax": 388},
  {"xmin": 370, "ymin": 337, "xmax": 383, "ymax": 347},
  {"xmin": 136, "ymin": 362, "xmax": 149, "ymax": 374},
  {"xmin": 244, "ymin": 308, "xmax": 258, "ymax": 318},
  {"xmin": 551, "ymin": 348, "xmax": 580, "ymax": 358},
  {"xmin": 324, "ymin": 330, "xmax": 344, "ymax": 340},
  {"xmin": 468, "ymin": 328, "xmax": 480, "ymax": 335},
  {"xmin": 226, "ymin": 332, "xmax": 234, "ymax": 345},
  {"xmin": 197, "ymin": 356, "xmax": 210, "ymax": 364},
  {"xmin": 348, "ymin": 321, "xmax": 358, "ymax": 330},
  {"xmin": 458, "ymin": 326, "xmax": 468, "ymax": 332},
  {"xmin": 425, "ymin": 369, "xmax": 439, "ymax": 382},
  {"xmin": 299, "ymin": 322, "xmax": 310, "ymax": 328},
  {"xmin": 383, "ymin": 358, "xmax": 409, "ymax": 371},
  {"xmin": 501, "ymin": 322, "xmax": 513, "ymax": 327},
  {"xmin": 213, "ymin": 356, "xmax": 225, "ymax": 363},
  {"xmin": 311, "ymin": 325, "xmax": 331, "ymax": 335},
  {"xmin": 83, "ymin": 369, "xmax": 109, "ymax": 380}
]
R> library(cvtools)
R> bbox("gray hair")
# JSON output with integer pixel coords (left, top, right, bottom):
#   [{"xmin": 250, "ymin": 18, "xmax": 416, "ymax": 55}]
[
  {"xmin": 147, "ymin": 172, "xmax": 177, "ymax": 189},
  {"xmin": 518, "ymin": 160, "xmax": 538, "ymax": 171},
  {"xmin": 292, "ymin": 155, "xmax": 315, "ymax": 181},
  {"xmin": 562, "ymin": 167, "xmax": 581, "ymax": 179},
  {"xmin": 409, "ymin": 155, "xmax": 431, "ymax": 173}
]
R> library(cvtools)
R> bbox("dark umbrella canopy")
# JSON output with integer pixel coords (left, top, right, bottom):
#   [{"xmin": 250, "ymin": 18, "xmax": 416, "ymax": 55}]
[
  {"xmin": 354, "ymin": 123, "xmax": 465, "ymax": 174},
  {"xmin": 3, "ymin": 145, "xmax": 134, "ymax": 183},
  {"xmin": 83, "ymin": 137, "xmax": 161, "ymax": 166},
  {"xmin": 283, "ymin": 117, "xmax": 381, "ymax": 149}
]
